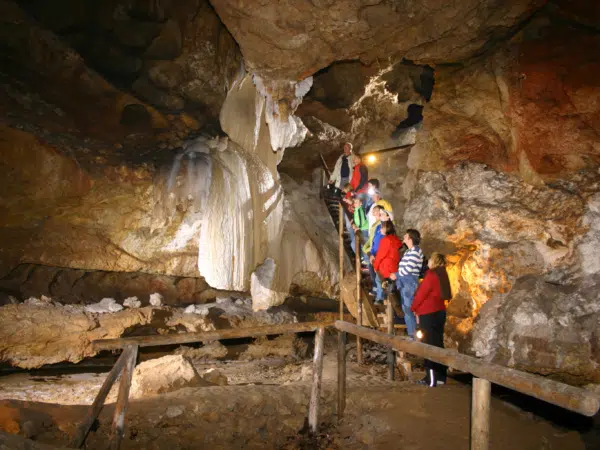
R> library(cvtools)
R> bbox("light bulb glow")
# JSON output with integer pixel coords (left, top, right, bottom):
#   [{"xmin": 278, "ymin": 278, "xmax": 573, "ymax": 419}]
[
  {"xmin": 367, "ymin": 154, "xmax": 377, "ymax": 164},
  {"xmin": 416, "ymin": 329, "xmax": 424, "ymax": 340}
]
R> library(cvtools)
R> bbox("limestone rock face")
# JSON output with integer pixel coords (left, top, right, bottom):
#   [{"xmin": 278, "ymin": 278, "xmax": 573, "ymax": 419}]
[
  {"xmin": 410, "ymin": 23, "xmax": 600, "ymax": 182},
  {"xmin": 403, "ymin": 163, "xmax": 600, "ymax": 373},
  {"xmin": 0, "ymin": 304, "xmax": 160, "ymax": 368},
  {"xmin": 0, "ymin": 296, "xmax": 297, "ymax": 368},
  {"xmin": 0, "ymin": 264, "xmax": 212, "ymax": 307},
  {"xmin": 470, "ymin": 275, "xmax": 600, "ymax": 384},
  {"xmin": 281, "ymin": 60, "xmax": 428, "ymax": 180},
  {"xmin": 209, "ymin": 0, "xmax": 544, "ymax": 80},
  {"xmin": 2, "ymin": 0, "xmax": 240, "ymax": 158},
  {"xmin": 1, "ymin": 80, "xmax": 339, "ymax": 310}
]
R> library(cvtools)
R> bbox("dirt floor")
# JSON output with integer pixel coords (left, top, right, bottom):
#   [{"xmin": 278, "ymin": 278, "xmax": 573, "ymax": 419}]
[{"xmin": 0, "ymin": 336, "xmax": 591, "ymax": 449}]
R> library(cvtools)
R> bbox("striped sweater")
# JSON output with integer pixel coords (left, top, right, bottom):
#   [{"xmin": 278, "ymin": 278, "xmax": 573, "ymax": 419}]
[{"xmin": 398, "ymin": 246, "xmax": 423, "ymax": 278}]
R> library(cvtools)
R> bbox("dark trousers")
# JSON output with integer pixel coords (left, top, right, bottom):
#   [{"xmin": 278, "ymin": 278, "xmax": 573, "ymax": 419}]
[{"xmin": 420, "ymin": 310, "xmax": 447, "ymax": 381}]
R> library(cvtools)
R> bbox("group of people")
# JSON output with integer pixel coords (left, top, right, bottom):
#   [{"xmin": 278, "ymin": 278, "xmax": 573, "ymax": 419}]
[{"xmin": 328, "ymin": 143, "xmax": 452, "ymax": 387}]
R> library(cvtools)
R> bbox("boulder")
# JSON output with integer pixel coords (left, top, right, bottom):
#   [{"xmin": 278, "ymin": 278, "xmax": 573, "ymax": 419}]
[
  {"xmin": 469, "ymin": 274, "xmax": 600, "ymax": 384},
  {"xmin": 174, "ymin": 342, "xmax": 228, "ymax": 361},
  {"xmin": 241, "ymin": 335, "xmax": 308, "ymax": 361},
  {"xmin": 130, "ymin": 355, "xmax": 210, "ymax": 398},
  {"xmin": 200, "ymin": 368, "xmax": 228, "ymax": 386}
]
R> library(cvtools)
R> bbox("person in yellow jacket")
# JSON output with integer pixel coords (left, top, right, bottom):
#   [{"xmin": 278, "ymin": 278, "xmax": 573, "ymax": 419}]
[
  {"xmin": 362, "ymin": 205, "xmax": 385, "ymax": 292},
  {"xmin": 367, "ymin": 189, "xmax": 393, "ymax": 227}
]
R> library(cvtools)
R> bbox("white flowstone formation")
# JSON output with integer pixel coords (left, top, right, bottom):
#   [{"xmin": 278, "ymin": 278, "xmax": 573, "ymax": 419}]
[
  {"xmin": 149, "ymin": 292, "xmax": 163, "ymax": 306},
  {"xmin": 123, "ymin": 296, "xmax": 141, "ymax": 308},
  {"xmin": 252, "ymin": 74, "xmax": 311, "ymax": 151},
  {"xmin": 84, "ymin": 298, "xmax": 124, "ymax": 314}
]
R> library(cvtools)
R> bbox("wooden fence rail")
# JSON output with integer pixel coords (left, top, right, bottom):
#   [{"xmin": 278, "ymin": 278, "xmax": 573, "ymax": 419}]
[
  {"xmin": 92, "ymin": 321, "xmax": 330, "ymax": 351},
  {"xmin": 334, "ymin": 320, "xmax": 600, "ymax": 417}
]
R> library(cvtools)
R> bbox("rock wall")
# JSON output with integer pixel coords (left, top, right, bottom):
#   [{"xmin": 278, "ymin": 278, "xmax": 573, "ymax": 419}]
[
  {"xmin": 0, "ymin": 264, "xmax": 216, "ymax": 306},
  {"xmin": 410, "ymin": 22, "xmax": 600, "ymax": 183},
  {"xmin": 401, "ymin": 17, "xmax": 600, "ymax": 382},
  {"xmin": 0, "ymin": 71, "xmax": 339, "ymax": 310},
  {"xmin": 403, "ymin": 163, "xmax": 600, "ymax": 381}
]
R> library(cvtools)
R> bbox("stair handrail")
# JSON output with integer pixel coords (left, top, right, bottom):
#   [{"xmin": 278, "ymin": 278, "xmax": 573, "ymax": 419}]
[{"xmin": 319, "ymin": 152, "xmax": 331, "ymax": 179}]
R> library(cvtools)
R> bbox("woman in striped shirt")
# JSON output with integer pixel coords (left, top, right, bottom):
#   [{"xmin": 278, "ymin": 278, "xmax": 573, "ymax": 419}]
[{"xmin": 390, "ymin": 229, "xmax": 423, "ymax": 339}]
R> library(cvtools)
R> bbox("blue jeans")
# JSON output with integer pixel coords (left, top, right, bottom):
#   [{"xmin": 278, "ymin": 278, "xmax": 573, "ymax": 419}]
[
  {"xmin": 345, "ymin": 214, "xmax": 356, "ymax": 252},
  {"xmin": 368, "ymin": 262, "xmax": 377, "ymax": 288},
  {"xmin": 375, "ymin": 273, "xmax": 384, "ymax": 301},
  {"xmin": 395, "ymin": 275, "xmax": 419, "ymax": 338}
]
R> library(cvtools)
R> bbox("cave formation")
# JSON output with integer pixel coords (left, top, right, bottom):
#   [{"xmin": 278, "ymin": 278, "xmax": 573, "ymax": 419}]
[{"xmin": 0, "ymin": 0, "xmax": 599, "ymax": 448}]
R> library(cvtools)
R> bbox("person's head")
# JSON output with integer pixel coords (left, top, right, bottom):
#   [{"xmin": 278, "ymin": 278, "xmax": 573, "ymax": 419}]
[
  {"xmin": 372, "ymin": 205, "xmax": 383, "ymax": 220},
  {"xmin": 381, "ymin": 220, "xmax": 396, "ymax": 236},
  {"xmin": 380, "ymin": 209, "xmax": 391, "ymax": 222},
  {"xmin": 371, "ymin": 188, "xmax": 382, "ymax": 201},
  {"xmin": 368, "ymin": 179, "xmax": 380, "ymax": 193},
  {"xmin": 403, "ymin": 229, "xmax": 421, "ymax": 247},
  {"xmin": 353, "ymin": 196, "xmax": 363, "ymax": 207},
  {"xmin": 428, "ymin": 252, "xmax": 446, "ymax": 269},
  {"xmin": 352, "ymin": 154, "xmax": 362, "ymax": 165},
  {"xmin": 343, "ymin": 142, "xmax": 353, "ymax": 156},
  {"xmin": 342, "ymin": 183, "xmax": 353, "ymax": 193}
]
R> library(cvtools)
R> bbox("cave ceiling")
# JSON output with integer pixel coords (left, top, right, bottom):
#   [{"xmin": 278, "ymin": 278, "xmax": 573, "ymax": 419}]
[
  {"xmin": 210, "ymin": 0, "xmax": 545, "ymax": 80},
  {"xmin": 1, "ymin": 0, "xmax": 590, "ymax": 176}
]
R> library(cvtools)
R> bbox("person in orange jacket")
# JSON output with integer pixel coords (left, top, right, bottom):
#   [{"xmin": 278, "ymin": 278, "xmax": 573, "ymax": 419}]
[
  {"xmin": 372, "ymin": 220, "xmax": 402, "ymax": 304},
  {"xmin": 350, "ymin": 154, "xmax": 369, "ymax": 203},
  {"xmin": 411, "ymin": 252, "xmax": 452, "ymax": 387}
]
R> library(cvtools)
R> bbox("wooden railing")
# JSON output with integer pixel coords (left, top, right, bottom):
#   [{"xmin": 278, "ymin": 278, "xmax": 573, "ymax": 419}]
[
  {"xmin": 330, "ymin": 320, "xmax": 600, "ymax": 449},
  {"xmin": 83, "ymin": 318, "xmax": 600, "ymax": 450}
]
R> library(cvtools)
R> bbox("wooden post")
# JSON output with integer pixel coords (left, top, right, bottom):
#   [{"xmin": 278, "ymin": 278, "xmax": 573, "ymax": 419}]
[
  {"xmin": 70, "ymin": 346, "xmax": 132, "ymax": 448},
  {"xmin": 355, "ymin": 232, "xmax": 363, "ymax": 364},
  {"xmin": 337, "ymin": 331, "xmax": 347, "ymax": 421},
  {"xmin": 109, "ymin": 345, "xmax": 138, "ymax": 450},
  {"xmin": 309, "ymin": 327, "xmax": 326, "ymax": 434},
  {"xmin": 339, "ymin": 205, "xmax": 344, "ymax": 321},
  {"xmin": 471, "ymin": 377, "xmax": 491, "ymax": 450},
  {"xmin": 386, "ymin": 294, "xmax": 395, "ymax": 381}
]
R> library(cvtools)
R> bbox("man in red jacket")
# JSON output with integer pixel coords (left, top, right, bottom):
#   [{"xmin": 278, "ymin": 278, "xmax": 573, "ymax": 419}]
[{"xmin": 411, "ymin": 252, "xmax": 452, "ymax": 387}]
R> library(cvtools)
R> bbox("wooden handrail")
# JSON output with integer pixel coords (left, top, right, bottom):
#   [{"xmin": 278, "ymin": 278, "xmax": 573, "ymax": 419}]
[
  {"xmin": 334, "ymin": 320, "xmax": 600, "ymax": 417},
  {"xmin": 92, "ymin": 321, "xmax": 331, "ymax": 351},
  {"xmin": 319, "ymin": 152, "xmax": 331, "ymax": 178}
]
